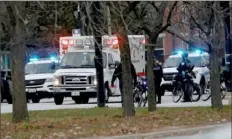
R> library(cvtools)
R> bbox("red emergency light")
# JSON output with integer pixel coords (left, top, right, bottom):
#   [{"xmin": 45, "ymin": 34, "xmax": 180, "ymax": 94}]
[
  {"xmin": 61, "ymin": 40, "xmax": 69, "ymax": 46},
  {"xmin": 61, "ymin": 39, "xmax": 74, "ymax": 50},
  {"xmin": 112, "ymin": 39, "xmax": 118, "ymax": 45},
  {"xmin": 141, "ymin": 38, "xmax": 146, "ymax": 44}
]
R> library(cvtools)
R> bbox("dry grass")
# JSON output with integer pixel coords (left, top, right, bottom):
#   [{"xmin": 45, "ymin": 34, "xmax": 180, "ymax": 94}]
[{"xmin": 1, "ymin": 106, "xmax": 231, "ymax": 139}]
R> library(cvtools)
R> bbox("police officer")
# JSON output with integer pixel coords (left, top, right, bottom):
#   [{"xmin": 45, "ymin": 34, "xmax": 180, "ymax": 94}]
[
  {"xmin": 145, "ymin": 59, "xmax": 163, "ymax": 104},
  {"xmin": 153, "ymin": 60, "xmax": 163, "ymax": 104},
  {"xmin": 111, "ymin": 61, "xmax": 137, "ymax": 107},
  {"xmin": 176, "ymin": 52, "xmax": 192, "ymax": 102}
]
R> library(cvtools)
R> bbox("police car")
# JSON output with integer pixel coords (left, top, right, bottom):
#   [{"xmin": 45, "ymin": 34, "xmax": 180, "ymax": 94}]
[
  {"xmin": 25, "ymin": 55, "xmax": 59, "ymax": 103},
  {"xmin": 161, "ymin": 50, "xmax": 210, "ymax": 95}
]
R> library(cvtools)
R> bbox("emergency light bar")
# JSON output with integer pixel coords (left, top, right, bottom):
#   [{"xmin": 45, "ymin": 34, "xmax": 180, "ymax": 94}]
[{"xmin": 29, "ymin": 53, "xmax": 59, "ymax": 62}]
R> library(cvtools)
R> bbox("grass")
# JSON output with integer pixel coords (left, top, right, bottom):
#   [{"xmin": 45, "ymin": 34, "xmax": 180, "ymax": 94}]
[{"xmin": 1, "ymin": 106, "xmax": 231, "ymax": 139}]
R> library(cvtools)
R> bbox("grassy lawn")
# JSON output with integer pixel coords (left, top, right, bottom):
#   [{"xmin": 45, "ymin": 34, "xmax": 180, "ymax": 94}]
[{"xmin": 1, "ymin": 106, "xmax": 231, "ymax": 139}]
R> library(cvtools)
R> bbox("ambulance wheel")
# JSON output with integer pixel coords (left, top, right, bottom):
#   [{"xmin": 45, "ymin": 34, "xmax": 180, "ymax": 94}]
[
  {"xmin": 54, "ymin": 95, "xmax": 64, "ymax": 105},
  {"xmin": 31, "ymin": 97, "xmax": 40, "ymax": 103},
  {"xmin": 81, "ymin": 97, "xmax": 89, "ymax": 104},
  {"xmin": 72, "ymin": 96, "xmax": 82, "ymax": 104}
]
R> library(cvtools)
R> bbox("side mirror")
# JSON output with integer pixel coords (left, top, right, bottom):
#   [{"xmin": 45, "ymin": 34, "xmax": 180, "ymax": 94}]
[{"xmin": 109, "ymin": 64, "xmax": 116, "ymax": 69}]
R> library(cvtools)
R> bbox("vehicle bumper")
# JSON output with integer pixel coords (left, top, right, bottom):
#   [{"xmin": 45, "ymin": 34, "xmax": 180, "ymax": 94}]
[
  {"xmin": 53, "ymin": 85, "xmax": 97, "ymax": 98},
  {"xmin": 25, "ymin": 82, "xmax": 53, "ymax": 99}
]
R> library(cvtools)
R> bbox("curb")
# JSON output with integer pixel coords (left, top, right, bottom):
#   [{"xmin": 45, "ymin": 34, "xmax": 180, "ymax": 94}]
[{"xmin": 84, "ymin": 123, "xmax": 230, "ymax": 139}]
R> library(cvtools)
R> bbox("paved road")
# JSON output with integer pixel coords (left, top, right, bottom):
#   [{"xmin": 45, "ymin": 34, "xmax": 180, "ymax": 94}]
[
  {"xmin": 163, "ymin": 123, "xmax": 231, "ymax": 139},
  {"xmin": 0, "ymin": 92, "xmax": 230, "ymax": 114}
]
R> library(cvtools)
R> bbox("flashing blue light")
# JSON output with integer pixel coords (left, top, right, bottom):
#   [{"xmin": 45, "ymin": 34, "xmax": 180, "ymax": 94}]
[
  {"xmin": 177, "ymin": 50, "xmax": 183, "ymax": 55},
  {"xmin": 50, "ymin": 56, "xmax": 56, "ymax": 60},
  {"xmin": 50, "ymin": 53, "xmax": 57, "ymax": 61},
  {"xmin": 195, "ymin": 49, "xmax": 202, "ymax": 54},
  {"xmin": 29, "ymin": 57, "xmax": 38, "ymax": 62},
  {"xmin": 29, "ymin": 55, "xmax": 39, "ymax": 62}
]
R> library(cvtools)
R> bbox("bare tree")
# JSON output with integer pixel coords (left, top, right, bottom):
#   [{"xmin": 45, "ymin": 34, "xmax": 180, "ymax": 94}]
[
  {"xmin": 168, "ymin": 1, "xmax": 224, "ymax": 109},
  {"xmin": 123, "ymin": 1, "xmax": 178, "ymax": 111},
  {"xmin": 4, "ymin": 2, "xmax": 29, "ymax": 122}
]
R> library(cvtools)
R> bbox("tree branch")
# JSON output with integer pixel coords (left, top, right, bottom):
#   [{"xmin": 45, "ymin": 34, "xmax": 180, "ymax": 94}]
[
  {"xmin": 158, "ymin": 1, "xmax": 178, "ymax": 34},
  {"xmin": 150, "ymin": 1, "xmax": 160, "ymax": 13},
  {"xmin": 190, "ymin": 15, "xmax": 208, "ymax": 35},
  {"xmin": 167, "ymin": 1, "xmax": 178, "ymax": 24}
]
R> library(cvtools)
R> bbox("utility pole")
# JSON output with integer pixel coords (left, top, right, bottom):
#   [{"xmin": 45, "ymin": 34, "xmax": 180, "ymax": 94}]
[
  {"xmin": 106, "ymin": 4, "xmax": 112, "ymax": 35},
  {"xmin": 92, "ymin": 2, "xmax": 105, "ymax": 107}
]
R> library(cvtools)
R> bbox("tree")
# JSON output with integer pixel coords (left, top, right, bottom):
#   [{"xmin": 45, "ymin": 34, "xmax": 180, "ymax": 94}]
[
  {"xmin": 4, "ymin": 2, "xmax": 29, "ymax": 122},
  {"xmin": 126, "ymin": 1, "xmax": 178, "ymax": 111},
  {"xmin": 168, "ymin": 1, "xmax": 224, "ymax": 109}
]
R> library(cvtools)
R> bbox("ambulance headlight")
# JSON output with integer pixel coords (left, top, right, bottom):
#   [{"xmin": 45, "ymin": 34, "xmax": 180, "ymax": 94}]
[
  {"xmin": 53, "ymin": 77, "xmax": 60, "ymax": 86},
  {"xmin": 91, "ymin": 76, "xmax": 97, "ymax": 85},
  {"xmin": 94, "ymin": 79, "xmax": 97, "ymax": 85}
]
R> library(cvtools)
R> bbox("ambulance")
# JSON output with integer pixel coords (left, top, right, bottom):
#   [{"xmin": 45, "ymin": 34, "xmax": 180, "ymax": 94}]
[{"xmin": 52, "ymin": 35, "xmax": 146, "ymax": 105}]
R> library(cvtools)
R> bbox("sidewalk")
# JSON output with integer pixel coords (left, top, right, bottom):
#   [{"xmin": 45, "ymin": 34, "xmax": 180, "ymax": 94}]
[{"xmin": 84, "ymin": 123, "xmax": 230, "ymax": 139}]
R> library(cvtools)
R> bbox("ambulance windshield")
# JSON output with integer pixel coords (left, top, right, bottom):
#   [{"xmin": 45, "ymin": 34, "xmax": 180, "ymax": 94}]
[{"xmin": 60, "ymin": 52, "xmax": 107, "ymax": 68}]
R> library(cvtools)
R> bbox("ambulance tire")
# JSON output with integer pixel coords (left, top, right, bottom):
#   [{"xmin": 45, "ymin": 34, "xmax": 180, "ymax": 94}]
[
  {"xmin": 72, "ymin": 96, "xmax": 82, "ymax": 104},
  {"xmin": 54, "ymin": 95, "xmax": 64, "ymax": 105},
  {"xmin": 31, "ymin": 97, "xmax": 40, "ymax": 103},
  {"xmin": 81, "ymin": 97, "xmax": 89, "ymax": 104}
]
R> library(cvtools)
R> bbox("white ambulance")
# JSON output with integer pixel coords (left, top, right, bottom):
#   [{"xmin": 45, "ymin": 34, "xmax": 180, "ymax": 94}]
[{"xmin": 53, "ymin": 35, "xmax": 146, "ymax": 105}]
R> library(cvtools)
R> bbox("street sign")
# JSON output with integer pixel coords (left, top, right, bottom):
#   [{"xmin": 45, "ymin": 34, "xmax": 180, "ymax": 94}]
[{"xmin": 72, "ymin": 29, "xmax": 81, "ymax": 36}]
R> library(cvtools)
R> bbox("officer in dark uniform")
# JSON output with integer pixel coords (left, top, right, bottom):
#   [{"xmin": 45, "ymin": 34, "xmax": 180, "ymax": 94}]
[
  {"xmin": 111, "ymin": 61, "xmax": 137, "ymax": 106},
  {"xmin": 145, "ymin": 59, "xmax": 163, "ymax": 104}
]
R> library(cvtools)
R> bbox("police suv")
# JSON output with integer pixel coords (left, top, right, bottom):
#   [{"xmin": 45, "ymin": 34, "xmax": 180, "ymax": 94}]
[
  {"xmin": 161, "ymin": 50, "xmax": 210, "ymax": 95},
  {"xmin": 25, "ymin": 57, "xmax": 59, "ymax": 103}
]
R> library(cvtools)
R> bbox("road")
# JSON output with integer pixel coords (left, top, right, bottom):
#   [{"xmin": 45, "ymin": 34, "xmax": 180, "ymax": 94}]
[
  {"xmin": 163, "ymin": 123, "xmax": 231, "ymax": 139},
  {"xmin": 0, "ymin": 92, "xmax": 230, "ymax": 114}
]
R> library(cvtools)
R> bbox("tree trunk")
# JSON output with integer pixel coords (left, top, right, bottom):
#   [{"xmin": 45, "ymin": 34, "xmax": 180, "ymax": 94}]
[
  {"xmin": 210, "ymin": 50, "xmax": 223, "ymax": 109},
  {"xmin": 146, "ymin": 42, "xmax": 156, "ymax": 111},
  {"xmin": 116, "ymin": 32, "xmax": 135, "ymax": 117},
  {"xmin": 210, "ymin": 2, "xmax": 223, "ymax": 110},
  {"xmin": 7, "ymin": 2, "xmax": 29, "ymax": 123}
]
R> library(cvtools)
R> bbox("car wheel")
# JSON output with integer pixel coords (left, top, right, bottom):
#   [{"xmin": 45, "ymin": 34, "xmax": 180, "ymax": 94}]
[{"xmin": 54, "ymin": 95, "xmax": 64, "ymax": 105}]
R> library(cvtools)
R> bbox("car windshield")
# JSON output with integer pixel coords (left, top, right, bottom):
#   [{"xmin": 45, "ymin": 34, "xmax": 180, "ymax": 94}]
[
  {"xmin": 163, "ymin": 56, "xmax": 209, "ymax": 68},
  {"xmin": 60, "ymin": 52, "xmax": 106, "ymax": 68},
  {"xmin": 25, "ymin": 62, "xmax": 58, "ymax": 74}
]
